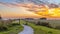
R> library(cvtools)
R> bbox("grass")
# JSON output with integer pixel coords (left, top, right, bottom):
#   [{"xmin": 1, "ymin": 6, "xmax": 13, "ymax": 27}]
[
  {"xmin": 0, "ymin": 25, "xmax": 23, "ymax": 34},
  {"xmin": 28, "ymin": 22, "xmax": 60, "ymax": 34},
  {"xmin": 20, "ymin": 20, "xmax": 27, "ymax": 25},
  {"xmin": 0, "ymin": 20, "xmax": 24, "ymax": 34},
  {"xmin": 18, "ymin": 20, "xmax": 60, "ymax": 34}
]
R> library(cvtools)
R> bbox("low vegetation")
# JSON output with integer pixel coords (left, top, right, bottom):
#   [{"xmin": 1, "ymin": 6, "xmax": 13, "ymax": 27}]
[
  {"xmin": 5, "ymin": 19, "xmax": 60, "ymax": 34},
  {"xmin": 0, "ymin": 25, "xmax": 23, "ymax": 34},
  {"xmin": 0, "ymin": 19, "xmax": 23, "ymax": 34},
  {"xmin": 22, "ymin": 19, "xmax": 60, "ymax": 34},
  {"xmin": 28, "ymin": 23, "xmax": 60, "ymax": 34}
]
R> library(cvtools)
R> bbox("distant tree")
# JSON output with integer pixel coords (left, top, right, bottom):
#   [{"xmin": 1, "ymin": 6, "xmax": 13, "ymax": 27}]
[
  {"xmin": 40, "ymin": 17, "xmax": 47, "ymax": 20},
  {"xmin": 25, "ymin": 18, "xmax": 34, "ymax": 20}
]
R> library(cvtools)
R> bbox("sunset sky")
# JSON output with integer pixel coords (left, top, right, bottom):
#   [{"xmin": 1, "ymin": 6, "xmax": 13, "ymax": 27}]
[
  {"xmin": 0, "ymin": 3, "xmax": 40, "ymax": 18},
  {"xmin": 0, "ymin": 0, "xmax": 60, "ymax": 19}
]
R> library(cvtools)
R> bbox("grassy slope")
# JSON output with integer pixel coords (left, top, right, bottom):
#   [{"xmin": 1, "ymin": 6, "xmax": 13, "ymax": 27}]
[
  {"xmin": 19, "ymin": 20, "xmax": 60, "ymax": 34},
  {"xmin": 0, "ymin": 21, "xmax": 23, "ymax": 34},
  {"xmin": 0, "ymin": 25, "xmax": 23, "ymax": 34},
  {"xmin": 28, "ymin": 23, "xmax": 60, "ymax": 34}
]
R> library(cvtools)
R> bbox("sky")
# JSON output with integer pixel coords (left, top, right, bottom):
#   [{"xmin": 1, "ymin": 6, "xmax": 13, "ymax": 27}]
[
  {"xmin": 49, "ymin": 0, "xmax": 60, "ymax": 4},
  {"xmin": 0, "ymin": 3, "xmax": 40, "ymax": 18},
  {"xmin": 0, "ymin": 4, "xmax": 40, "ymax": 18},
  {"xmin": 0, "ymin": 0, "xmax": 60, "ymax": 18},
  {"xmin": 0, "ymin": 0, "xmax": 60, "ymax": 4}
]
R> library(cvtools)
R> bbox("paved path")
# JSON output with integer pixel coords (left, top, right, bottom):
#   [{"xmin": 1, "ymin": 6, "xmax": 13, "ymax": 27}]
[{"xmin": 18, "ymin": 25, "xmax": 34, "ymax": 34}]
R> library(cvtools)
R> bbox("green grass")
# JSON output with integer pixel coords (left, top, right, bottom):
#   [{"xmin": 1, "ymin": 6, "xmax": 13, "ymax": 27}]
[
  {"xmin": 0, "ymin": 25, "xmax": 23, "ymax": 34},
  {"xmin": 28, "ymin": 23, "xmax": 60, "ymax": 34},
  {"xmin": 20, "ymin": 20, "xmax": 27, "ymax": 24},
  {"xmin": 0, "ymin": 20, "xmax": 24, "ymax": 34},
  {"xmin": 19, "ymin": 20, "xmax": 60, "ymax": 34}
]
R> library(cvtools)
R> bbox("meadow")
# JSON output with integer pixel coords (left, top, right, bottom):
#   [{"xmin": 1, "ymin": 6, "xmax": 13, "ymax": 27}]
[
  {"xmin": 0, "ymin": 19, "xmax": 60, "ymax": 34},
  {"xmin": 28, "ymin": 23, "xmax": 60, "ymax": 34},
  {"xmin": 21, "ymin": 19, "xmax": 60, "ymax": 34},
  {"xmin": 0, "ymin": 19, "xmax": 23, "ymax": 34}
]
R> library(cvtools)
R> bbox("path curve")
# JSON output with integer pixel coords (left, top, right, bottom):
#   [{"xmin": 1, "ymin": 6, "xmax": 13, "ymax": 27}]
[{"xmin": 18, "ymin": 25, "xmax": 34, "ymax": 34}]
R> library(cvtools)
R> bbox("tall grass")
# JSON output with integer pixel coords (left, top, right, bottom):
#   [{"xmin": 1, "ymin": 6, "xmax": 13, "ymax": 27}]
[
  {"xmin": 22, "ymin": 19, "xmax": 60, "ymax": 34},
  {"xmin": 0, "ymin": 19, "xmax": 23, "ymax": 34},
  {"xmin": 28, "ymin": 23, "xmax": 60, "ymax": 34}
]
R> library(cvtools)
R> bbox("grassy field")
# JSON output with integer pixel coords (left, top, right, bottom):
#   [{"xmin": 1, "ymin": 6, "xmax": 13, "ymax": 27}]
[
  {"xmin": 28, "ymin": 23, "xmax": 60, "ymax": 34},
  {"xmin": 0, "ymin": 20, "xmax": 23, "ymax": 34},
  {"xmin": 39, "ymin": 20, "xmax": 60, "ymax": 28},
  {"xmin": 17, "ymin": 20, "xmax": 60, "ymax": 34},
  {"xmin": 0, "ymin": 25, "xmax": 23, "ymax": 34}
]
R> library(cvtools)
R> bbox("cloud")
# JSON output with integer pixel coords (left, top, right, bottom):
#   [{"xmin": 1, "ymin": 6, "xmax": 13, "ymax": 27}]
[{"xmin": 0, "ymin": 2, "xmax": 15, "ymax": 7}]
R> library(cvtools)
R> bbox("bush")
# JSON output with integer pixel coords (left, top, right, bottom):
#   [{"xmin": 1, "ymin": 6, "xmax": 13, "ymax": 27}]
[
  {"xmin": 40, "ymin": 22, "xmax": 49, "ymax": 26},
  {"xmin": 48, "ymin": 31, "xmax": 52, "ymax": 34},
  {"xmin": 0, "ymin": 26, "xmax": 8, "ymax": 31},
  {"xmin": 36, "ymin": 21, "xmax": 40, "ymax": 25},
  {"xmin": 12, "ymin": 23, "xmax": 20, "ymax": 26},
  {"xmin": 25, "ymin": 23, "xmax": 28, "ymax": 25},
  {"xmin": 55, "ymin": 26, "xmax": 60, "ymax": 29},
  {"xmin": 8, "ymin": 23, "xmax": 20, "ymax": 27},
  {"xmin": 36, "ymin": 21, "xmax": 53, "ymax": 28},
  {"xmin": 41, "ymin": 22, "xmax": 53, "ymax": 28}
]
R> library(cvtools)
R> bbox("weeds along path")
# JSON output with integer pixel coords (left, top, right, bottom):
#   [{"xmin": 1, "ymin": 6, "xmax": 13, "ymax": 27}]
[{"xmin": 18, "ymin": 25, "xmax": 34, "ymax": 34}]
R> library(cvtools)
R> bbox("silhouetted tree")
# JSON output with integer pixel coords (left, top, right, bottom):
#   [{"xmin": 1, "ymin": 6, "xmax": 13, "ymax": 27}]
[{"xmin": 40, "ymin": 17, "xmax": 47, "ymax": 20}]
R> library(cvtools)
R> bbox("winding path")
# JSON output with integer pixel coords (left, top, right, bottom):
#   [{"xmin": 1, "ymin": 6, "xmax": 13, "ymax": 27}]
[{"xmin": 18, "ymin": 25, "xmax": 34, "ymax": 34}]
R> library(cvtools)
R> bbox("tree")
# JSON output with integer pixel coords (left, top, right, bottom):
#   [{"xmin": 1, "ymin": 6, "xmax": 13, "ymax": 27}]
[{"xmin": 40, "ymin": 17, "xmax": 47, "ymax": 20}]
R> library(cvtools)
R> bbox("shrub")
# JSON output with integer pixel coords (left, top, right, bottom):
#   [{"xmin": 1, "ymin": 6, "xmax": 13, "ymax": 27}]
[
  {"xmin": 25, "ymin": 23, "xmax": 28, "ymax": 25},
  {"xmin": 40, "ymin": 22, "xmax": 54, "ymax": 28},
  {"xmin": 40, "ymin": 22, "xmax": 49, "ymax": 26},
  {"xmin": 8, "ymin": 23, "xmax": 20, "ymax": 27},
  {"xmin": 12, "ymin": 23, "xmax": 20, "ymax": 26},
  {"xmin": 36, "ymin": 21, "xmax": 40, "ymax": 25},
  {"xmin": 55, "ymin": 26, "xmax": 60, "ymax": 29},
  {"xmin": 0, "ymin": 26, "xmax": 8, "ymax": 31},
  {"xmin": 48, "ymin": 31, "xmax": 52, "ymax": 34}
]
